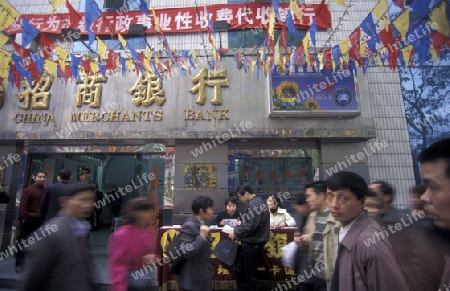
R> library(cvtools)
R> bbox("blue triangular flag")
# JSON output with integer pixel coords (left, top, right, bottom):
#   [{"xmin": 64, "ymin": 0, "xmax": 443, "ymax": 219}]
[
  {"xmin": 272, "ymin": 0, "xmax": 283, "ymax": 23},
  {"xmin": 21, "ymin": 18, "xmax": 39, "ymax": 47},
  {"xmin": 70, "ymin": 54, "xmax": 82, "ymax": 82},
  {"xmin": 310, "ymin": 19, "xmax": 317, "ymax": 47},
  {"xmin": 11, "ymin": 54, "xmax": 31, "ymax": 86},
  {"xmin": 119, "ymin": 55, "xmax": 127, "ymax": 75},
  {"xmin": 410, "ymin": 0, "xmax": 430, "ymax": 18},
  {"xmin": 286, "ymin": 9, "xmax": 302, "ymax": 39},
  {"xmin": 139, "ymin": 0, "xmax": 149, "ymax": 16},
  {"xmin": 85, "ymin": 0, "xmax": 102, "ymax": 46},
  {"xmin": 32, "ymin": 53, "xmax": 44, "ymax": 73},
  {"xmin": 151, "ymin": 59, "xmax": 163, "ymax": 80}
]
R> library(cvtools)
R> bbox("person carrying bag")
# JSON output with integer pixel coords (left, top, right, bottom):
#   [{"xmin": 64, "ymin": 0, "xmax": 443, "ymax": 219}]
[{"xmin": 108, "ymin": 198, "xmax": 159, "ymax": 291}]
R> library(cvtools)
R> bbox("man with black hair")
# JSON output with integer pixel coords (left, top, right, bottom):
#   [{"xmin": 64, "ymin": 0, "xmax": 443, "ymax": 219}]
[
  {"xmin": 230, "ymin": 183, "xmax": 269, "ymax": 291},
  {"xmin": 363, "ymin": 188, "xmax": 382, "ymax": 220},
  {"xmin": 299, "ymin": 181, "xmax": 338, "ymax": 291},
  {"xmin": 178, "ymin": 195, "xmax": 214, "ymax": 291},
  {"xmin": 326, "ymin": 171, "xmax": 408, "ymax": 291},
  {"xmin": 418, "ymin": 138, "xmax": 450, "ymax": 290},
  {"xmin": 292, "ymin": 193, "xmax": 314, "ymax": 291},
  {"xmin": 410, "ymin": 184, "xmax": 426, "ymax": 215},
  {"xmin": 16, "ymin": 171, "xmax": 47, "ymax": 273},
  {"xmin": 40, "ymin": 168, "xmax": 71, "ymax": 222},
  {"xmin": 22, "ymin": 182, "xmax": 96, "ymax": 291},
  {"xmin": 368, "ymin": 180, "xmax": 407, "ymax": 226}
]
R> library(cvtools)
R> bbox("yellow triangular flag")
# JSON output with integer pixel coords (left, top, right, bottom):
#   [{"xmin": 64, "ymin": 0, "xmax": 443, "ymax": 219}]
[
  {"xmin": 274, "ymin": 37, "xmax": 281, "ymax": 66},
  {"xmin": 90, "ymin": 59, "xmax": 99, "ymax": 73},
  {"xmin": 192, "ymin": 50, "xmax": 199, "ymax": 64},
  {"xmin": 303, "ymin": 31, "xmax": 310, "ymax": 64},
  {"xmin": 144, "ymin": 50, "xmax": 153, "ymax": 61},
  {"xmin": 339, "ymin": 38, "xmax": 349, "ymax": 64},
  {"xmin": 0, "ymin": 0, "xmax": 20, "ymax": 31},
  {"xmin": 126, "ymin": 59, "xmax": 133, "ymax": 72},
  {"xmin": 402, "ymin": 45, "xmax": 413, "ymax": 66},
  {"xmin": 360, "ymin": 42, "xmax": 368, "ymax": 57},
  {"xmin": 429, "ymin": 45, "xmax": 438, "ymax": 62},
  {"xmin": 251, "ymin": 60, "xmax": 256, "ymax": 74},
  {"xmin": 393, "ymin": 9, "xmax": 410, "ymax": 39},
  {"xmin": 0, "ymin": 32, "xmax": 8, "ymax": 47},
  {"xmin": 55, "ymin": 46, "xmax": 68, "ymax": 70},
  {"xmin": 290, "ymin": 0, "xmax": 302, "ymax": 20},
  {"xmin": 151, "ymin": 7, "xmax": 161, "ymax": 33},
  {"xmin": 142, "ymin": 51, "xmax": 151, "ymax": 71},
  {"xmin": 373, "ymin": 0, "xmax": 389, "ymax": 31},
  {"xmin": 268, "ymin": 6, "xmax": 275, "ymax": 40},
  {"xmin": 335, "ymin": 0, "xmax": 349, "ymax": 7},
  {"xmin": 118, "ymin": 34, "xmax": 127, "ymax": 48},
  {"xmin": 0, "ymin": 53, "xmax": 10, "ymax": 81},
  {"xmin": 44, "ymin": 60, "xmax": 58, "ymax": 78},
  {"xmin": 97, "ymin": 37, "xmax": 107, "ymax": 59},
  {"xmin": 318, "ymin": 53, "xmax": 324, "ymax": 71},
  {"xmin": 51, "ymin": 0, "xmax": 64, "ymax": 12},
  {"xmin": 331, "ymin": 55, "xmax": 336, "ymax": 72},
  {"xmin": 430, "ymin": 1, "xmax": 449, "ymax": 37}
]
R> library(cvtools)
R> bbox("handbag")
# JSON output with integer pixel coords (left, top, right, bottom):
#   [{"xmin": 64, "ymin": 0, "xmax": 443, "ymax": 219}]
[
  {"xmin": 281, "ymin": 241, "xmax": 298, "ymax": 269},
  {"xmin": 213, "ymin": 239, "xmax": 239, "ymax": 271}
]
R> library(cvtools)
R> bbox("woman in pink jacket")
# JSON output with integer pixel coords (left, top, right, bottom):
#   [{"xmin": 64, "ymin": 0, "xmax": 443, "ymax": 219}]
[{"xmin": 108, "ymin": 197, "xmax": 158, "ymax": 291}]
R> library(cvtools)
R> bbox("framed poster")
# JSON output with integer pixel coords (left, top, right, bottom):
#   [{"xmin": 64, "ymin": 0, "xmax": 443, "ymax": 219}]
[
  {"xmin": 184, "ymin": 164, "xmax": 217, "ymax": 189},
  {"xmin": 269, "ymin": 68, "xmax": 360, "ymax": 117}
]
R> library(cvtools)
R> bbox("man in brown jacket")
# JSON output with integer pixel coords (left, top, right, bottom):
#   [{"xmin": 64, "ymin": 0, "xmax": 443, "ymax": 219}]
[
  {"xmin": 418, "ymin": 138, "xmax": 450, "ymax": 291},
  {"xmin": 326, "ymin": 171, "xmax": 408, "ymax": 291}
]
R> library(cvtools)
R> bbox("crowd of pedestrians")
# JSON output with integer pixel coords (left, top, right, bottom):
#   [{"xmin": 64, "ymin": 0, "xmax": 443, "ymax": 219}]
[{"xmin": 0, "ymin": 138, "xmax": 448, "ymax": 291}]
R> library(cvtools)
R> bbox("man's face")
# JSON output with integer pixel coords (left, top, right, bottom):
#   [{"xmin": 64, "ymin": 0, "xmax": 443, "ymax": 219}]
[
  {"xmin": 34, "ymin": 173, "xmax": 46, "ymax": 186},
  {"xmin": 79, "ymin": 172, "xmax": 90, "ymax": 182},
  {"xmin": 66, "ymin": 190, "xmax": 95, "ymax": 219},
  {"xmin": 226, "ymin": 202, "xmax": 237, "ymax": 216},
  {"xmin": 327, "ymin": 188, "xmax": 364, "ymax": 226},
  {"xmin": 411, "ymin": 192, "xmax": 424, "ymax": 211},
  {"xmin": 200, "ymin": 207, "xmax": 214, "ymax": 222},
  {"xmin": 305, "ymin": 188, "xmax": 325, "ymax": 211},
  {"xmin": 369, "ymin": 184, "xmax": 391, "ymax": 208},
  {"xmin": 293, "ymin": 204, "xmax": 310, "ymax": 217},
  {"xmin": 238, "ymin": 192, "xmax": 251, "ymax": 205},
  {"xmin": 364, "ymin": 196, "xmax": 382, "ymax": 220},
  {"xmin": 421, "ymin": 160, "xmax": 450, "ymax": 229}
]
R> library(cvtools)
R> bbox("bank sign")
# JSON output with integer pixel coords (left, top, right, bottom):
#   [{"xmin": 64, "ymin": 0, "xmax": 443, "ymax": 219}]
[{"xmin": 269, "ymin": 69, "xmax": 360, "ymax": 117}]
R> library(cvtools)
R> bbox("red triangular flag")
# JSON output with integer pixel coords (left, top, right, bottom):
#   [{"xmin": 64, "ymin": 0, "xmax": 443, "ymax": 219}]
[
  {"xmin": 431, "ymin": 32, "xmax": 448, "ymax": 57},
  {"xmin": 349, "ymin": 27, "xmax": 361, "ymax": 51},
  {"xmin": 316, "ymin": 0, "xmax": 332, "ymax": 29},
  {"xmin": 11, "ymin": 40, "xmax": 30, "ymax": 58},
  {"xmin": 324, "ymin": 49, "xmax": 332, "ymax": 69},
  {"xmin": 29, "ymin": 59, "xmax": 41, "ymax": 81},
  {"xmin": 40, "ymin": 34, "xmax": 56, "ymax": 59},
  {"xmin": 66, "ymin": 0, "xmax": 82, "ymax": 29},
  {"xmin": 106, "ymin": 49, "xmax": 118, "ymax": 72},
  {"xmin": 82, "ymin": 59, "xmax": 92, "ymax": 74},
  {"xmin": 281, "ymin": 25, "xmax": 288, "ymax": 54},
  {"xmin": 297, "ymin": 44, "xmax": 304, "ymax": 65}
]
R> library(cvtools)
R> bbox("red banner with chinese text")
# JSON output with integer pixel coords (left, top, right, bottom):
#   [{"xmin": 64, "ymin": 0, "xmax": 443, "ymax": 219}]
[{"xmin": 4, "ymin": 3, "xmax": 331, "ymax": 36}]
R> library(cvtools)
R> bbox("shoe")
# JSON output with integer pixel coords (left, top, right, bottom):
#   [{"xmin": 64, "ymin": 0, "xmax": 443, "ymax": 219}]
[{"xmin": 15, "ymin": 266, "xmax": 23, "ymax": 273}]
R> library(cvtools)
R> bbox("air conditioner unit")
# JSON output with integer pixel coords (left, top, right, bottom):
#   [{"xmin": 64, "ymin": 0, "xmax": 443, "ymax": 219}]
[{"xmin": 103, "ymin": 0, "xmax": 125, "ymax": 9}]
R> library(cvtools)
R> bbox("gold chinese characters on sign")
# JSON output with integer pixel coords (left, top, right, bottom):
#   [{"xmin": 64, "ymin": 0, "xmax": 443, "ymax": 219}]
[
  {"xmin": 128, "ymin": 71, "xmax": 166, "ymax": 107},
  {"xmin": 190, "ymin": 67, "xmax": 229, "ymax": 106},
  {"xmin": 18, "ymin": 76, "xmax": 53, "ymax": 110},
  {"xmin": 75, "ymin": 73, "xmax": 106, "ymax": 108}
]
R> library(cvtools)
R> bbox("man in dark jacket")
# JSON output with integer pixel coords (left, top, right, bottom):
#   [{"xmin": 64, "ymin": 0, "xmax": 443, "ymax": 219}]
[
  {"xmin": 16, "ymin": 171, "xmax": 46, "ymax": 273},
  {"xmin": 178, "ymin": 196, "xmax": 214, "ymax": 291},
  {"xmin": 230, "ymin": 184, "xmax": 270, "ymax": 291},
  {"xmin": 369, "ymin": 180, "xmax": 408, "ymax": 226},
  {"xmin": 40, "ymin": 168, "xmax": 71, "ymax": 222},
  {"xmin": 326, "ymin": 171, "xmax": 408, "ymax": 291},
  {"xmin": 22, "ymin": 182, "xmax": 96, "ymax": 291}
]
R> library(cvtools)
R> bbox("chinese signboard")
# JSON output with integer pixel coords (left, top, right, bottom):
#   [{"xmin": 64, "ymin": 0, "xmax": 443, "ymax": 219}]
[
  {"xmin": 4, "ymin": 3, "xmax": 331, "ymax": 36},
  {"xmin": 269, "ymin": 68, "xmax": 360, "ymax": 117}
]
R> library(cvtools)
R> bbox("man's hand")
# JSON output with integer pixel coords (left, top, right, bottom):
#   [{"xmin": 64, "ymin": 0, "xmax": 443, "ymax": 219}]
[
  {"xmin": 220, "ymin": 219, "xmax": 226, "ymax": 226},
  {"xmin": 200, "ymin": 225, "xmax": 210, "ymax": 239},
  {"xmin": 278, "ymin": 222, "xmax": 287, "ymax": 228},
  {"xmin": 299, "ymin": 234, "xmax": 311, "ymax": 246},
  {"xmin": 294, "ymin": 236, "xmax": 302, "ymax": 247}
]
